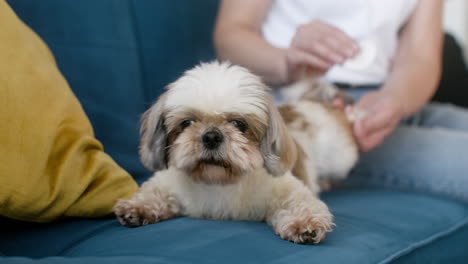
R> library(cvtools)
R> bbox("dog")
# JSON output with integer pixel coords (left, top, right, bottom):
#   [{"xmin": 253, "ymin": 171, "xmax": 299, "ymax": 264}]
[{"xmin": 114, "ymin": 61, "xmax": 359, "ymax": 244}]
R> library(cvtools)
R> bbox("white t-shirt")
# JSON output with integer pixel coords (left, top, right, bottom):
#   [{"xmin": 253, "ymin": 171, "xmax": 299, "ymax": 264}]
[{"xmin": 262, "ymin": 0, "xmax": 419, "ymax": 85}]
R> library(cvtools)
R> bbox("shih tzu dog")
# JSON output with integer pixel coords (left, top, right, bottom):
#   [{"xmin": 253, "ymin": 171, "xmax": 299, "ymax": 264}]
[{"xmin": 114, "ymin": 61, "xmax": 359, "ymax": 244}]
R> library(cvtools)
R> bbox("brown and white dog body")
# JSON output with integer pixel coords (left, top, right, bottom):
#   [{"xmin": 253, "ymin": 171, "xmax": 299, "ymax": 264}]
[{"xmin": 114, "ymin": 62, "xmax": 358, "ymax": 244}]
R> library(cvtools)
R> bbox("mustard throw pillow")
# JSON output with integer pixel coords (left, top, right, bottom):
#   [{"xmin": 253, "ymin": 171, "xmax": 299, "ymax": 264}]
[{"xmin": 0, "ymin": 1, "xmax": 138, "ymax": 222}]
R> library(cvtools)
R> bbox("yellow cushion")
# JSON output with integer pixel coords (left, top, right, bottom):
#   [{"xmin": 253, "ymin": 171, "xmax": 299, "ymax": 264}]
[{"xmin": 0, "ymin": 1, "xmax": 138, "ymax": 223}]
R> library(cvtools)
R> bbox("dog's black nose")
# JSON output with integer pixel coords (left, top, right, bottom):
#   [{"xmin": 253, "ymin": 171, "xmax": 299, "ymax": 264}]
[{"xmin": 202, "ymin": 130, "xmax": 223, "ymax": 150}]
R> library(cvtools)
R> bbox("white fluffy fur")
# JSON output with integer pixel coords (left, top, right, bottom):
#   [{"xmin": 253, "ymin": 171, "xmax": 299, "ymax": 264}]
[
  {"xmin": 165, "ymin": 62, "xmax": 269, "ymax": 122},
  {"xmin": 114, "ymin": 61, "xmax": 358, "ymax": 244},
  {"xmin": 285, "ymin": 101, "xmax": 358, "ymax": 192}
]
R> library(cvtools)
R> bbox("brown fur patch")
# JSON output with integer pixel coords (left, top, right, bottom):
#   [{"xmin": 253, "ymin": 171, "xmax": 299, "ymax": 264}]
[
  {"xmin": 292, "ymin": 96, "xmax": 354, "ymax": 144},
  {"xmin": 260, "ymin": 101, "xmax": 298, "ymax": 176},
  {"xmin": 278, "ymin": 104, "xmax": 300, "ymax": 124},
  {"xmin": 278, "ymin": 104, "xmax": 313, "ymax": 183},
  {"xmin": 278, "ymin": 104, "xmax": 309, "ymax": 131},
  {"xmin": 290, "ymin": 141, "xmax": 310, "ymax": 186},
  {"xmin": 323, "ymin": 105, "xmax": 355, "ymax": 143},
  {"xmin": 190, "ymin": 163, "xmax": 243, "ymax": 185}
]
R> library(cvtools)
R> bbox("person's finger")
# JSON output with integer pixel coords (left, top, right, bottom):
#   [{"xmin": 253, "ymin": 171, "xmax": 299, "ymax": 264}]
[
  {"xmin": 294, "ymin": 21, "xmax": 357, "ymax": 63},
  {"xmin": 354, "ymin": 119, "xmax": 396, "ymax": 152},
  {"xmin": 320, "ymin": 24, "xmax": 360, "ymax": 56},
  {"xmin": 320, "ymin": 38, "xmax": 356, "ymax": 61},
  {"xmin": 321, "ymin": 33, "xmax": 359, "ymax": 59},
  {"xmin": 287, "ymin": 48, "xmax": 333, "ymax": 72},
  {"xmin": 291, "ymin": 30, "xmax": 345, "ymax": 65},
  {"xmin": 312, "ymin": 21, "xmax": 356, "ymax": 45},
  {"xmin": 353, "ymin": 119, "xmax": 367, "ymax": 142},
  {"xmin": 353, "ymin": 91, "xmax": 378, "ymax": 109},
  {"xmin": 300, "ymin": 41, "xmax": 346, "ymax": 65},
  {"xmin": 360, "ymin": 108, "xmax": 395, "ymax": 135},
  {"xmin": 359, "ymin": 125, "xmax": 395, "ymax": 152}
]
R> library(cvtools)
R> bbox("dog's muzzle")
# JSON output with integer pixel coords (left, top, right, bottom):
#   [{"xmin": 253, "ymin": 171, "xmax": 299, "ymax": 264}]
[{"xmin": 202, "ymin": 129, "xmax": 224, "ymax": 150}]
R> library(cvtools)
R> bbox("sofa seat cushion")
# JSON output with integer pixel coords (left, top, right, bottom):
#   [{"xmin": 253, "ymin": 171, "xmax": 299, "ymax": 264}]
[{"xmin": 2, "ymin": 190, "xmax": 468, "ymax": 263}]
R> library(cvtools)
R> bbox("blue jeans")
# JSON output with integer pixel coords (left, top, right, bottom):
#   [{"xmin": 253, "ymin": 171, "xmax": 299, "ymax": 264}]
[{"xmin": 342, "ymin": 88, "xmax": 468, "ymax": 203}]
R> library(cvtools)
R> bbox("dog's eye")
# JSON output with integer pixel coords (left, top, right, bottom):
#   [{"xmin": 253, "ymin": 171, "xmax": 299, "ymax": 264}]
[
  {"xmin": 180, "ymin": 120, "xmax": 195, "ymax": 129},
  {"xmin": 229, "ymin": 120, "xmax": 247, "ymax": 133}
]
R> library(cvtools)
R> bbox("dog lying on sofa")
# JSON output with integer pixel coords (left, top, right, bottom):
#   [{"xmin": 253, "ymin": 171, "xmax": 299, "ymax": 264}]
[{"xmin": 114, "ymin": 61, "xmax": 359, "ymax": 244}]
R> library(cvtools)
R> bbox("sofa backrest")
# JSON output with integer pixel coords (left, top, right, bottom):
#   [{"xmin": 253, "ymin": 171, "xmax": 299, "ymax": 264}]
[{"xmin": 8, "ymin": 0, "xmax": 219, "ymax": 182}]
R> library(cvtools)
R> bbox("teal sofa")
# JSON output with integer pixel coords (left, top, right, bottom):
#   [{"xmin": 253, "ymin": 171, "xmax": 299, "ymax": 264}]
[{"xmin": 2, "ymin": 1, "xmax": 468, "ymax": 263}]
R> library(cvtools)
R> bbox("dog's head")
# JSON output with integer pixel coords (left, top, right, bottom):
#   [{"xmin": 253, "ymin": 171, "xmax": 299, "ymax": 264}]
[{"xmin": 140, "ymin": 61, "xmax": 296, "ymax": 184}]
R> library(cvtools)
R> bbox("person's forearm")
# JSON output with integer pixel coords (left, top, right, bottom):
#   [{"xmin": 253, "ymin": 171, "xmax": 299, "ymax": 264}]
[
  {"xmin": 214, "ymin": 24, "xmax": 288, "ymax": 86},
  {"xmin": 381, "ymin": 58, "xmax": 441, "ymax": 117},
  {"xmin": 381, "ymin": 0, "xmax": 443, "ymax": 118}
]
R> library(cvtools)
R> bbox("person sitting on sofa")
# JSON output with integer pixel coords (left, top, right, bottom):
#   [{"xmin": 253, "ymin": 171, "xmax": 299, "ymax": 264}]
[{"xmin": 214, "ymin": 0, "xmax": 468, "ymax": 202}]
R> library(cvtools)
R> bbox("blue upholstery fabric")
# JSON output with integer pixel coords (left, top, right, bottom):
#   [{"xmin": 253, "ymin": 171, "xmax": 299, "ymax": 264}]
[
  {"xmin": 7, "ymin": 0, "xmax": 218, "ymax": 182},
  {"xmin": 1, "ymin": 257, "xmax": 164, "ymax": 264},
  {"xmin": 2, "ymin": 0, "xmax": 468, "ymax": 263},
  {"xmin": 130, "ymin": 1, "xmax": 218, "ymax": 102},
  {"xmin": 1, "ymin": 190, "xmax": 468, "ymax": 263},
  {"xmin": 7, "ymin": 0, "xmax": 147, "ymax": 181}
]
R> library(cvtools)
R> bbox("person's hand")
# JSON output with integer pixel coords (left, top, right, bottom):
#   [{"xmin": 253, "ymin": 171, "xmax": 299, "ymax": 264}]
[
  {"xmin": 351, "ymin": 91, "xmax": 405, "ymax": 152},
  {"xmin": 285, "ymin": 20, "xmax": 360, "ymax": 81}
]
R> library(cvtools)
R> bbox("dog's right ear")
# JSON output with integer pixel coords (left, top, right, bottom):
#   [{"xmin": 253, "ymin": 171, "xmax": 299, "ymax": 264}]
[{"xmin": 139, "ymin": 94, "xmax": 168, "ymax": 171}]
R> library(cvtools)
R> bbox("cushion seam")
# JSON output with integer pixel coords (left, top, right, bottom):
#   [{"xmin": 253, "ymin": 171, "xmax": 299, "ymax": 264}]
[{"xmin": 377, "ymin": 216, "xmax": 468, "ymax": 264}]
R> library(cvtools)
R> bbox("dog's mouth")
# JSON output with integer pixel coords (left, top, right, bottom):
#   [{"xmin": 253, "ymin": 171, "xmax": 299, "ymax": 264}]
[
  {"xmin": 198, "ymin": 158, "xmax": 230, "ymax": 168},
  {"xmin": 190, "ymin": 157, "xmax": 240, "ymax": 185}
]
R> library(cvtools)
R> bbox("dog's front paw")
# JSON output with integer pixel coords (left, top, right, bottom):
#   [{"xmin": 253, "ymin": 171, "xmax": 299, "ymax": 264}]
[
  {"xmin": 113, "ymin": 199, "xmax": 158, "ymax": 227},
  {"xmin": 113, "ymin": 192, "xmax": 179, "ymax": 227},
  {"xmin": 277, "ymin": 214, "xmax": 333, "ymax": 244},
  {"xmin": 270, "ymin": 201, "xmax": 334, "ymax": 244}
]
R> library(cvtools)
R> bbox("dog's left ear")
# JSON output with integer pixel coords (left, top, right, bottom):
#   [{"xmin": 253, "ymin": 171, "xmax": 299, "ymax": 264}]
[
  {"xmin": 261, "ymin": 96, "xmax": 297, "ymax": 176},
  {"xmin": 139, "ymin": 94, "xmax": 168, "ymax": 171}
]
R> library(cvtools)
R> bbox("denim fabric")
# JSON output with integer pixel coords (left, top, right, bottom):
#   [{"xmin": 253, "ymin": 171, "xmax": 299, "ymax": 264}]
[{"xmin": 344, "ymin": 88, "xmax": 468, "ymax": 203}]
